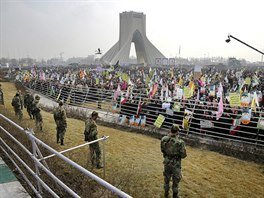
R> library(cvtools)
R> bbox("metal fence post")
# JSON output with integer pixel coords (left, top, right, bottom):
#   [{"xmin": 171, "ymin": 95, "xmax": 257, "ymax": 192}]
[
  {"xmin": 27, "ymin": 128, "xmax": 43, "ymax": 195},
  {"xmin": 102, "ymin": 135, "xmax": 107, "ymax": 178}
]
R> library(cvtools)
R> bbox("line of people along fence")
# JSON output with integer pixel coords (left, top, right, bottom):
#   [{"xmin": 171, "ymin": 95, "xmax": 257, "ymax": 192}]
[{"xmin": 21, "ymin": 79, "xmax": 264, "ymax": 147}]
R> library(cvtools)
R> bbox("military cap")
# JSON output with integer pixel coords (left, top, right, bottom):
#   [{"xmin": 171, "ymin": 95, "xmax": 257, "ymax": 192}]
[
  {"xmin": 91, "ymin": 111, "xmax": 99, "ymax": 117},
  {"xmin": 59, "ymin": 100, "xmax": 64, "ymax": 106},
  {"xmin": 35, "ymin": 95, "xmax": 40, "ymax": 100},
  {"xmin": 171, "ymin": 124, "xmax": 180, "ymax": 133}
]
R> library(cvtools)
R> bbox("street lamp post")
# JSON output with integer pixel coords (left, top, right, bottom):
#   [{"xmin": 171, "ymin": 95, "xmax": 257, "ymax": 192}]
[{"xmin": 225, "ymin": 34, "xmax": 264, "ymax": 56}]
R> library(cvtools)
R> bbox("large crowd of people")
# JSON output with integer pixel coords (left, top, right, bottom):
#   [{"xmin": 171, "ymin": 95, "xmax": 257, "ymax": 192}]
[{"xmin": 10, "ymin": 64, "xmax": 264, "ymax": 145}]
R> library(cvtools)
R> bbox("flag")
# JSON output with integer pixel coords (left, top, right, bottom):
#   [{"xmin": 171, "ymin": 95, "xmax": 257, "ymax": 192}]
[
  {"xmin": 188, "ymin": 81, "xmax": 195, "ymax": 96},
  {"xmin": 230, "ymin": 117, "xmax": 241, "ymax": 135},
  {"xmin": 150, "ymin": 83, "xmax": 157, "ymax": 97},
  {"xmin": 251, "ymin": 91, "xmax": 259, "ymax": 112},
  {"xmin": 216, "ymin": 94, "xmax": 223, "ymax": 120},
  {"xmin": 121, "ymin": 96, "xmax": 127, "ymax": 105},
  {"xmin": 216, "ymin": 83, "xmax": 223, "ymax": 120},
  {"xmin": 159, "ymin": 78, "xmax": 163, "ymax": 86},
  {"xmin": 83, "ymin": 69, "xmax": 87, "ymax": 76},
  {"xmin": 79, "ymin": 70, "xmax": 85, "ymax": 79},
  {"xmin": 113, "ymin": 60, "xmax": 120, "ymax": 70},
  {"xmin": 196, "ymin": 89, "xmax": 200, "ymax": 101},
  {"xmin": 136, "ymin": 99, "xmax": 143, "ymax": 117},
  {"xmin": 114, "ymin": 84, "xmax": 121, "ymax": 101}
]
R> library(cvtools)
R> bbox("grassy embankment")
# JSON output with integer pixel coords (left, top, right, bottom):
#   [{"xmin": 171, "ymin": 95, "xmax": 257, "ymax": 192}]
[{"xmin": 0, "ymin": 81, "xmax": 264, "ymax": 198}]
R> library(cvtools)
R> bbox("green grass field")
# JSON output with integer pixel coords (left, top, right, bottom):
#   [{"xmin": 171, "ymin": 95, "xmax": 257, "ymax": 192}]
[{"xmin": 0, "ymin": 81, "xmax": 264, "ymax": 198}]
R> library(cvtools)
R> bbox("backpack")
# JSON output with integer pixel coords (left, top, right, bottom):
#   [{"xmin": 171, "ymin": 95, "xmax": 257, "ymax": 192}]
[{"xmin": 164, "ymin": 137, "xmax": 181, "ymax": 156}]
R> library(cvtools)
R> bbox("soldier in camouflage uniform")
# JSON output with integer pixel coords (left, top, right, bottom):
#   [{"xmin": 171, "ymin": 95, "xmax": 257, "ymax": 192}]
[
  {"xmin": 84, "ymin": 111, "xmax": 103, "ymax": 169},
  {"xmin": 11, "ymin": 92, "xmax": 23, "ymax": 120},
  {"xmin": 53, "ymin": 101, "xmax": 67, "ymax": 145},
  {"xmin": 24, "ymin": 90, "xmax": 34, "ymax": 119},
  {"xmin": 161, "ymin": 124, "xmax": 187, "ymax": 198},
  {"xmin": 32, "ymin": 95, "xmax": 43, "ymax": 131},
  {"xmin": 17, "ymin": 90, "xmax": 24, "ymax": 110},
  {"xmin": 0, "ymin": 84, "xmax": 4, "ymax": 105}
]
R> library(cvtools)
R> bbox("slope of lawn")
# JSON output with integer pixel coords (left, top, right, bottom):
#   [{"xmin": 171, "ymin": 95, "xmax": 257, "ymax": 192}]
[{"xmin": 0, "ymin": 81, "xmax": 263, "ymax": 198}]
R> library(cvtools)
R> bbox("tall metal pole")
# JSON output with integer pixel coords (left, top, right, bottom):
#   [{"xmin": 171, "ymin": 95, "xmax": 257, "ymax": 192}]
[{"xmin": 228, "ymin": 35, "xmax": 264, "ymax": 56}]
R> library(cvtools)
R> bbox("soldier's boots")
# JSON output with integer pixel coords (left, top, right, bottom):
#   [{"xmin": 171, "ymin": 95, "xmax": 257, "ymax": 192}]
[
  {"xmin": 173, "ymin": 192, "xmax": 180, "ymax": 198},
  {"xmin": 164, "ymin": 191, "xmax": 169, "ymax": 198},
  {"xmin": 96, "ymin": 162, "xmax": 103, "ymax": 169},
  {"xmin": 61, "ymin": 139, "xmax": 64, "ymax": 146},
  {"xmin": 57, "ymin": 134, "xmax": 60, "ymax": 144}
]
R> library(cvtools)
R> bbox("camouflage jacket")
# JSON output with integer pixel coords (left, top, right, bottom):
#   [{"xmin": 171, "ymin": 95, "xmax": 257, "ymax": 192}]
[
  {"xmin": 53, "ymin": 106, "xmax": 67, "ymax": 128},
  {"xmin": 32, "ymin": 100, "xmax": 41, "ymax": 114},
  {"xmin": 11, "ymin": 96, "xmax": 22, "ymax": 110},
  {"xmin": 161, "ymin": 134, "xmax": 187, "ymax": 164},
  {"xmin": 24, "ymin": 93, "xmax": 34, "ymax": 107},
  {"xmin": 84, "ymin": 118, "xmax": 98, "ymax": 141}
]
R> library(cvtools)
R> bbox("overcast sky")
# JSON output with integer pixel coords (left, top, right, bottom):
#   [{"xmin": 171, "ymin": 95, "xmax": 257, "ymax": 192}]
[{"xmin": 1, "ymin": 0, "xmax": 263, "ymax": 62}]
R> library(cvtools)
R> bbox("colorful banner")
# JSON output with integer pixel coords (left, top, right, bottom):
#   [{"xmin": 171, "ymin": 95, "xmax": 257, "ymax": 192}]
[
  {"xmin": 173, "ymin": 102, "xmax": 181, "ymax": 112},
  {"xmin": 135, "ymin": 116, "xmax": 141, "ymax": 126},
  {"xmin": 112, "ymin": 103, "xmax": 117, "ymax": 113},
  {"xmin": 166, "ymin": 108, "xmax": 174, "ymax": 116},
  {"xmin": 183, "ymin": 86, "xmax": 192, "ymax": 99},
  {"xmin": 119, "ymin": 115, "xmax": 127, "ymax": 125},
  {"xmin": 162, "ymin": 102, "xmax": 171, "ymax": 109},
  {"xmin": 176, "ymin": 88, "xmax": 183, "ymax": 99},
  {"xmin": 140, "ymin": 116, "xmax": 146, "ymax": 127},
  {"xmin": 209, "ymin": 85, "xmax": 215, "ymax": 97},
  {"xmin": 154, "ymin": 114, "xmax": 165, "ymax": 128},
  {"xmin": 200, "ymin": 120, "xmax": 214, "ymax": 128},
  {"xmin": 257, "ymin": 118, "xmax": 264, "ymax": 130},
  {"xmin": 240, "ymin": 92, "xmax": 250, "ymax": 107},
  {"xmin": 96, "ymin": 78, "xmax": 99, "ymax": 85},
  {"xmin": 129, "ymin": 115, "xmax": 135, "ymax": 125},
  {"xmin": 229, "ymin": 92, "xmax": 241, "ymax": 107},
  {"xmin": 241, "ymin": 109, "xmax": 251, "ymax": 125},
  {"xmin": 183, "ymin": 109, "xmax": 192, "ymax": 130},
  {"xmin": 245, "ymin": 77, "xmax": 251, "ymax": 85},
  {"xmin": 122, "ymin": 73, "xmax": 129, "ymax": 82},
  {"xmin": 146, "ymin": 76, "xmax": 150, "ymax": 84}
]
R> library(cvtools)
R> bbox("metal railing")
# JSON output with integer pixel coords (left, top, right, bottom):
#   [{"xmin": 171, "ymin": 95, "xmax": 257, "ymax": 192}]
[
  {"xmin": 21, "ymin": 79, "xmax": 264, "ymax": 147},
  {"xmin": 0, "ymin": 114, "xmax": 132, "ymax": 198}
]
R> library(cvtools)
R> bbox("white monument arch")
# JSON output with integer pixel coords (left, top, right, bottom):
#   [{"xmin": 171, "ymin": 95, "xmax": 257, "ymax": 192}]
[{"xmin": 100, "ymin": 11, "xmax": 165, "ymax": 65}]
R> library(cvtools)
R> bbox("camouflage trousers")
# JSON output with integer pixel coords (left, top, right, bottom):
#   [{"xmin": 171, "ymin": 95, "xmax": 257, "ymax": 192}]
[
  {"xmin": 14, "ymin": 108, "xmax": 23, "ymax": 121},
  {"xmin": 35, "ymin": 113, "xmax": 43, "ymax": 131},
  {"xmin": 56, "ymin": 126, "xmax": 66, "ymax": 142},
  {"xmin": 89, "ymin": 142, "xmax": 101, "ymax": 167},
  {"xmin": 163, "ymin": 162, "xmax": 182, "ymax": 195},
  {"xmin": 26, "ymin": 106, "xmax": 33, "ymax": 119}
]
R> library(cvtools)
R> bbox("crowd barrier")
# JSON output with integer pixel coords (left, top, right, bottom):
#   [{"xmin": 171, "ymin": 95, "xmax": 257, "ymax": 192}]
[
  {"xmin": 0, "ymin": 114, "xmax": 132, "ymax": 197},
  {"xmin": 22, "ymin": 80, "xmax": 263, "ymax": 147}
]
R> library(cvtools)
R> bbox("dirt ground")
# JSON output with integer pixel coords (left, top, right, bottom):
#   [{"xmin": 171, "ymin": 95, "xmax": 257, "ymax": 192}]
[{"xmin": 0, "ymin": 81, "xmax": 264, "ymax": 198}]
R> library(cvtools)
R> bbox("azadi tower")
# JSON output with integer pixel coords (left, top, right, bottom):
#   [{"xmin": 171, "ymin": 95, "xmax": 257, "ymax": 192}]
[{"xmin": 100, "ymin": 11, "xmax": 165, "ymax": 65}]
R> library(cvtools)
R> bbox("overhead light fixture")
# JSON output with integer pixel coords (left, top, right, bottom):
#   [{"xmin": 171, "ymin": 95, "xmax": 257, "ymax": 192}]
[
  {"xmin": 225, "ymin": 34, "xmax": 264, "ymax": 55},
  {"xmin": 225, "ymin": 35, "xmax": 231, "ymax": 43}
]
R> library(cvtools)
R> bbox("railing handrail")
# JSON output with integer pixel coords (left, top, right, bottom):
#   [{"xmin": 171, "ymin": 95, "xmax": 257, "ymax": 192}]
[{"xmin": 0, "ymin": 114, "xmax": 133, "ymax": 198}]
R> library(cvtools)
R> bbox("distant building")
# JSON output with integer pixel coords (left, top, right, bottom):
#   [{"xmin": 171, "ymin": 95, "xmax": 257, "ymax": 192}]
[{"xmin": 228, "ymin": 57, "xmax": 241, "ymax": 67}]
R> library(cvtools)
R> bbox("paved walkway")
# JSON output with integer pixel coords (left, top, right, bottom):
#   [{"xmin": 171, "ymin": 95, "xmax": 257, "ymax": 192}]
[{"xmin": 0, "ymin": 157, "xmax": 31, "ymax": 198}]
